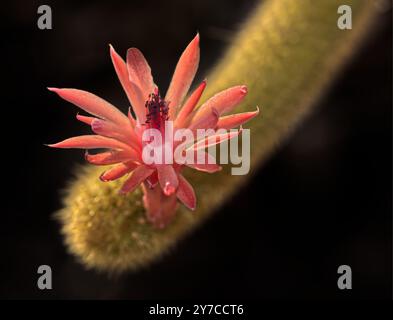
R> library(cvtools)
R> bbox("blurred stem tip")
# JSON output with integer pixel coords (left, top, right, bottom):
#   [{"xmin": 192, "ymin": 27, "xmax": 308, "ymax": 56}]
[{"xmin": 57, "ymin": 0, "xmax": 378, "ymax": 273}]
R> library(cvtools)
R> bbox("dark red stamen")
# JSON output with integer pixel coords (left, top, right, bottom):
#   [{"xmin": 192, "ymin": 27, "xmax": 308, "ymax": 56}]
[{"xmin": 145, "ymin": 88, "xmax": 169, "ymax": 130}]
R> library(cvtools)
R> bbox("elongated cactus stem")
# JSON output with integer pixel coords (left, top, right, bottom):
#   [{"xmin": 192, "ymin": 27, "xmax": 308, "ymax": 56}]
[{"xmin": 57, "ymin": 0, "xmax": 378, "ymax": 272}]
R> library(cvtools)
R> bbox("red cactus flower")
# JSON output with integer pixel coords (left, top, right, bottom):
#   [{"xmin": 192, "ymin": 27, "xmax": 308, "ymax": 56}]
[{"xmin": 48, "ymin": 34, "xmax": 259, "ymax": 228}]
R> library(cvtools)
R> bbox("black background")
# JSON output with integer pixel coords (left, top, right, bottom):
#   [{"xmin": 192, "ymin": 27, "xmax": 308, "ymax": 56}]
[{"xmin": 1, "ymin": 0, "xmax": 391, "ymax": 299}]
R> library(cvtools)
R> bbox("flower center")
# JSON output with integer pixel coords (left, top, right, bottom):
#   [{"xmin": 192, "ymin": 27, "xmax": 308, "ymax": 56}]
[{"xmin": 145, "ymin": 88, "xmax": 169, "ymax": 130}]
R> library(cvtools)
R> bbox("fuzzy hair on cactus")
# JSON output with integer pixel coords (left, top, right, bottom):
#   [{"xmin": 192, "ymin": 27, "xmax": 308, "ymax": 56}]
[{"xmin": 54, "ymin": 0, "xmax": 378, "ymax": 273}]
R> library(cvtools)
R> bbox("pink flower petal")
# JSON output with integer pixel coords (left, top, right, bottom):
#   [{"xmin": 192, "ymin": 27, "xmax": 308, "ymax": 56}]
[
  {"xmin": 76, "ymin": 114, "xmax": 95, "ymax": 125},
  {"xmin": 193, "ymin": 85, "xmax": 248, "ymax": 121},
  {"xmin": 109, "ymin": 45, "xmax": 147, "ymax": 123},
  {"xmin": 128, "ymin": 107, "xmax": 136, "ymax": 127},
  {"xmin": 176, "ymin": 174, "xmax": 196, "ymax": 210},
  {"xmin": 48, "ymin": 135, "xmax": 134, "ymax": 151},
  {"xmin": 91, "ymin": 118, "xmax": 139, "ymax": 150},
  {"xmin": 190, "ymin": 129, "xmax": 242, "ymax": 151},
  {"xmin": 85, "ymin": 150, "xmax": 133, "ymax": 165},
  {"xmin": 129, "ymin": 82, "xmax": 148, "ymax": 124},
  {"xmin": 126, "ymin": 48, "xmax": 154, "ymax": 100},
  {"xmin": 186, "ymin": 151, "xmax": 222, "ymax": 173},
  {"xmin": 120, "ymin": 165, "xmax": 154, "ymax": 194},
  {"xmin": 157, "ymin": 165, "xmax": 179, "ymax": 196},
  {"xmin": 216, "ymin": 107, "xmax": 259, "ymax": 130},
  {"xmin": 175, "ymin": 79, "xmax": 206, "ymax": 129},
  {"xmin": 166, "ymin": 33, "xmax": 200, "ymax": 119},
  {"xmin": 100, "ymin": 162, "xmax": 137, "ymax": 182},
  {"xmin": 188, "ymin": 107, "xmax": 219, "ymax": 133},
  {"xmin": 187, "ymin": 162, "xmax": 222, "ymax": 173},
  {"xmin": 91, "ymin": 118, "xmax": 125, "ymax": 140},
  {"xmin": 48, "ymin": 87, "xmax": 129, "ymax": 127}
]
